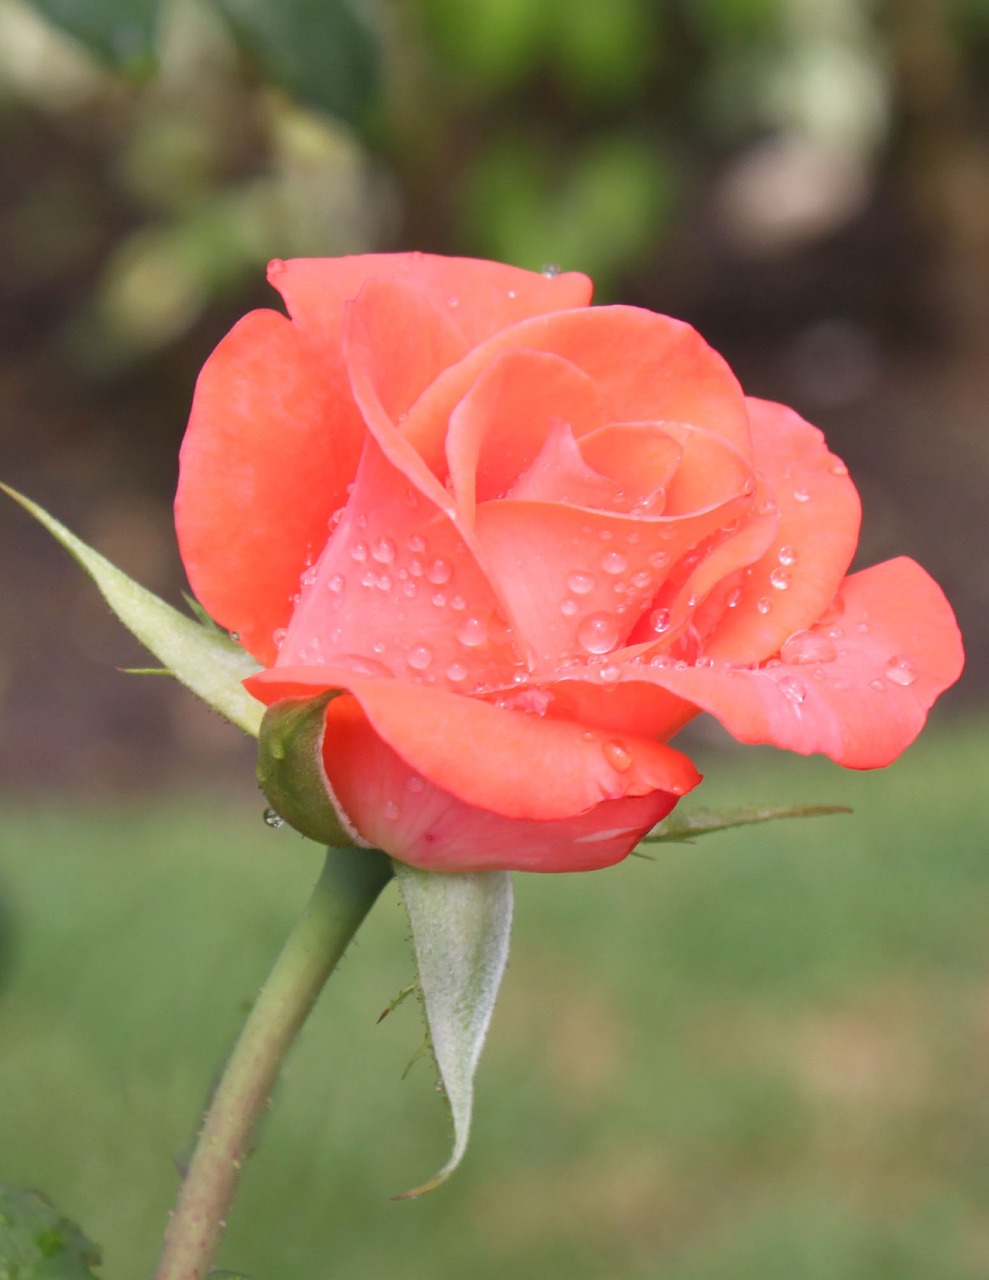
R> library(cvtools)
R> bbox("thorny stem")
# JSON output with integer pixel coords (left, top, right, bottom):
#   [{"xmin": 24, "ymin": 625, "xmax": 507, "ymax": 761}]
[{"xmin": 155, "ymin": 845, "xmax": 393, "ymax": 1280}]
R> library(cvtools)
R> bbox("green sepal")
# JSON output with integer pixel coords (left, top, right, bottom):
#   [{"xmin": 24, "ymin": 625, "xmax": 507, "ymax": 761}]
[
  {"xmin": 392, "ymin": 863, "xmax": 514, "ymax": 1198},
  {"xmin": 256, "ymin": 693, "xmax": 356, "ymax": 847},
  {"xmin": 0, "ymin": 1182, "xmax": 102, "ymax": 1279},
  {"xmin": 3, "ymin": 485, "xmax": 264, "ymax": 736},
  {"xmin": 642, "ymin": 803, "xmax": 852, "ymax": 846}
]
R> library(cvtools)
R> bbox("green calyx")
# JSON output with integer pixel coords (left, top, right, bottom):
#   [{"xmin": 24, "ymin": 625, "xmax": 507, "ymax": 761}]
[{"xmin": 257, "ymin": 692, "xmax": 356, "ymax": 847}]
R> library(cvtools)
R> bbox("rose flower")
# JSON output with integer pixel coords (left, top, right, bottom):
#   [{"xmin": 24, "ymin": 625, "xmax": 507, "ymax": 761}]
[{"xmin": 175, "ymin": 255, "xmax": 963, "ymax": 872}]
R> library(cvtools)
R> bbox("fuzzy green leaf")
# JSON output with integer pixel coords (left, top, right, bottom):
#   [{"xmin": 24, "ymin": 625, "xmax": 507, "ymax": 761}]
[
  {"xmin": 0, "ymin": 1183, "xmax": 101, "ymax": 1279},
  {"xmin": 392, "ymin": 863, "xmax": 513, "ymax": 1198},
  {"xmin": 643, "ymin": 804, "xmax": 852, "ymax": 845},
  {"xmin": 28, "ymin": 0, "xmax": 158, "ymax": 71},
  {"xmin": 3, "ymin": 486, "xmax": 263, "ymax": 736}
]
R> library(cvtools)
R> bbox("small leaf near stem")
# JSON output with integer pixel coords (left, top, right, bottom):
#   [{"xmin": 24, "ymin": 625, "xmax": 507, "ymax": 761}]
[
  {"xmin": 643, "ymin": 804, "xmax": 852, "ymax": 845},
  {"xmin": 2, "ymin": 485, "xmax": 264, "ymax": 736},
  {"xmin": 155, "ymin": 845, "xmax": 393, "ymax": 1280},
  {"xmin": 392, "ymin": 864, "xmax": 513, "ymax": 1199}
]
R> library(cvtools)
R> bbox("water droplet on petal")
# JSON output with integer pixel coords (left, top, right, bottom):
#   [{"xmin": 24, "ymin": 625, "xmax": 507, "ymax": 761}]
[
  {"xmin": 778, "ymin": 546, "xmax": 797, "ymax": 566},
  {"xmin": 407, "ymin": 644, "xmax": 433, "ymax": 671},
  {"xmin": 432, "ymin": 592, "xmax": 447, "ymax": 608},
  {"xmin": 384, "ymin": 800, "xmax": 401, "ymax": 820},
  {"xmin": 869, "ymin": 678, "xmax": 886, "ymax": 692},
  {"xmin": 350, "ymin": 541, "xmax": 369, "ymax": 562},
  {"xmin": 267, "ymin": 258, "xmax": 285, "ymax": 277},
  {"xmin": 793, "ymin": 487, "xmax": 811, "ymax": 503},
  {"xmin": 577, "ymin": 612, "xmax": 619, "ymax": 654},
  {"xmin": 507, "ymin": 288, "xmax": 517, "ymax": 299},
  {"xmin": 327, "ymin": 574, "xmax": 345, "ymax": 594},
  {"xmin": 407, "ymin": 775, "xmax": 426, "ymax": 794},
  {"xmin": 372, "ymin": 536, "xmax": 396, "ymax": 564},
  {"xmin": 756, "ymin": 597, "xmax": 773, "ymax": 614},
  {"xmin": 830, "ymin": 459, "xmax": 849, "ymax": 476},
  {"xmin": 631, "ymin": 570, "xmax": 652, "ymax": 590},
  {"xmin": 407, "ymin": 534, "xmax": 426, "ymax": 553},
  {"xmin": 456, "ymin": 617, "xmax": 488, "ymax": 647},
  {"xmin": 263, "ymin": 807, "xmax": 284, "ymax": 828},
  {"xmin": 450, "ymin": 595, "xmax": 466, "ymax": 610},
  {"xmin": 446, "ymin": 661, "xmax": 468, "ymax": 683},
  {"xmin": 726, "ymin": 587, "xmax": 743, "ymax": 608},
  {"xmin": 601, "ymin": 549, "xmax": 627, "ymax": 575},
  {"xmin": 426, "ymin": 558, "xmax": 452, "ymax": 585},
  {"xmin": 779, "ymin": 675, "xmax": 807, "ymax": 703},
  {"xmin": 695, "ymin": 655, "xmax": 715, "ymax": 669},
  {"xmin": 649, "ymin": 607, "xmax": 671, "ymax": 634},
  {"xmin": 273, "ymin": 628, "xmax": 287, "ymax": 649},
  {"xmin": 561, "ymin": 598, "xmax": 578, "ymax": 617},
  {"xmin": 567, "ymin": 570, "xmax": 595, "ymax": 595},
  {"xmin": 884, "ymin": 654, "xmax": 918, "ymax": 687},
  {"xmin": 770, "ymin": 567, "xmax": 792, "ymax": 591},
  {"xmin": 360, "ymin": 569, "xmax": 376, "ymax": 587},
  {"xmin": 780, "ymin": 630, "xmax": 836, "ymax": 665},
  {"xmin": 603, "ymin": 740, "xmax": 633, "ymax": 771},
  {"xmin": 401, "ymin": 581, "xmax": 418, "ymax": 598},
  {"xmin": 541, "ymin": 263, "xmax": 561, "ymax": 277}
]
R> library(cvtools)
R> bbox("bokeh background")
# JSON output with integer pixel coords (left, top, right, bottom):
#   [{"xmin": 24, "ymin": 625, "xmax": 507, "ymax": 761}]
[{"xmin": 0, "ymin": 1, "xmax": 986, "ymax": 1277}]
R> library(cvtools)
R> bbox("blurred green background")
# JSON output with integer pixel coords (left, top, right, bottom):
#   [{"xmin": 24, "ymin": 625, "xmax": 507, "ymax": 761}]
[{"xmin": 0, "ymin": 0, "xmax": 986, "ymax": 1276}]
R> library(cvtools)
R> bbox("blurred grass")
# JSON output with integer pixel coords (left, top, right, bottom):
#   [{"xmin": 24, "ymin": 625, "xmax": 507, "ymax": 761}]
[{"xmin": 0, "ymin": 716, "xmax": 987, "ymax": 1279}]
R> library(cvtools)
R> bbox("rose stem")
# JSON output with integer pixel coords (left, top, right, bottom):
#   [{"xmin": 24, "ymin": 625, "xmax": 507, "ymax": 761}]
[{"xmin": 155, "ymin": 844, "xmax": 393, "ymax": 1280}]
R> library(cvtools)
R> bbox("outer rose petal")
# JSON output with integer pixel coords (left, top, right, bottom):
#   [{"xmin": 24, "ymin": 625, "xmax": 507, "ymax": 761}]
[
  {"xmin": 321, "ymin": 695, "xmax": 685, "ymax": 872},
  {"xmin": 246, "ymin": 667, "xmax": 701, "ymax": 820},
  {"xmin": 703, "ymin": 398, "xmax": 861, "ymax": 665},
  {"xmin": 176, "ymin": 309, "xmax": 365, "ymax": 665},
  {"xmin": 271, "ymin": 253, "xmax": 593, "ymax": 354},
  {"xmin": 553, "ymin": 558, "xmax": 964, "ymax": 769}
]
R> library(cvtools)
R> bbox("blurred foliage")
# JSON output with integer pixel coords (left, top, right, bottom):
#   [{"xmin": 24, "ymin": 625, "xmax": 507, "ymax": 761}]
[
  {"xmin": 3, "ymin": 0, "xmax": 988, "ymax": 354},
  {"xmin": 0, "ymin": 1183, "xmax": 101, "ymax": 1279}
]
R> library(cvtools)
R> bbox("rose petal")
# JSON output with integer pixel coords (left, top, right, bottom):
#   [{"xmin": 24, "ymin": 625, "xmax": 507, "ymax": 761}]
[
  {"xmin": 445, "ymin": 348, "xmax": 604, "ymax": 519},
  {"xmin": 246, "ymin": 666, "xmax": 702, "ymax": 820},
  {"xmin": 175, "ymin": 309, "xmax": 365, "ymax": 665},
  {"xmin": 473, "ymin": 426, "xmax": 755, "ymax": 670},
  {"xmin": 556, "ymin": 558, "xmax": 964, "ymax": 769},
  {"xmin": 321, "ymin": 694, "xmax": 686, "ymax": 872},
  {"xmin": 277, "ymin": 435, "xmax": 524, "ymax": 690},
  {"xmin": 272, "ymin": 253, "xmax": 592, "ymax": 354},
  {"xmin": 406, "ymin": 305, "xmax": 752, "ymax": 474},
  {"xmin": 703, "ymin": 398, "xmax": 861, "ymax": 665}
]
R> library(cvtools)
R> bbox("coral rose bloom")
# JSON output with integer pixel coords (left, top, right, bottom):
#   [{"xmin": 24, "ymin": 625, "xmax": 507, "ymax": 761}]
[{"xmin": 175, "ymin": 254, "xmax": 963, "ymax": 872}]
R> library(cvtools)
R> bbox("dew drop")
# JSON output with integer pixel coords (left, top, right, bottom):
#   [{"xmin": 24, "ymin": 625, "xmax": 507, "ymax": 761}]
[
  {"xmin": 350, "ymin": 540, "xmax": 369, "ymax": 562},
  {"xmin": 263, "ymin": 807, "xmax": 284, "ymax": 828},
  {"xmin": 372, "ymin": 536, "xmax": 396, "ymax": 564},
  {"xmin": 407, "ymin": 775, "xmax": 426, "ymax": 794},
  {"xmin": 401, "ymin": 581, "xmax": 418, "ymax": 598},
  {"xmin": 869, "ymin": 678, "xmax": 886, "ymax": 692},
  {"xmin": 793, "ymin": 487, "xmax": 811, "ymax": 503},
  {"xmin": 541, "ymin": 263, "xmax": 561, "ymax": 277},
  {"xmin": 756, "ymin": 597, "xmax": 773, "ymax": 615},
  {"xmin": 267, "ymin": 258, "xmax": 285, "ymax": 277},
  {"xmin": 426, "ymin": 558, "xmax": 452, "ymax": 585},
  {"xmin": 450, "ymin": 595, "xmax": 466, "ymax": 610},
  {"xmin": 561, "ymin": 598, "xmax": 578, "ymax": 617},
  {"xmin": 300, "ymin": 566, "xmax": 317, "ymax": 587},
  {"xmin": 384, "ymin": 799, "xmax": 401, "ymax": 820},
  {"xmin": 446, "ymin": 661, "xmax": 468, "ymax": 683},
  {"xmin": 780, "ymin": 630, "xmax": 837, "ymax": 665},
  {"xmin": 856, "ymin": 621, "xmax": 870, "ymax": 634},
  {"xmin": 830, "ymin": 459, "xmax": 849, "ymax": 476},
  {"xmin": 648, "ymin": 608, "xmax": 670, "ymax": 635},
  {"xmin": 603, "ymin": 740, "xmax": 633, "ymax": 772},
  {"xmin": 601, "ymin": 549, "xmax": 627, "ymax": 576},
  {"xmin": 273, "ymin": 628, "xmax": 287, "ymax": 649},
  {"xmin": 649, "ymin": 549, "xmax": 670, "ymax": 569},
  {"xmin": 778, "ymin": 545, "xmax": 797, "ymax": 566},
  {"xmin": 327, "ymin": 573, "xmax": 345, "ymax": 594},
  {"xmin": 598, "ymin": 664, "xmax": 622, "ymax": 684},
  {"xmin": 779, "ymin": 675, "xmax": 807, "ymax": 703},
  {"xmin": 769, "ymin": 567, "xmax": 792, "ymax": 591},
  {"xmin": 507, "ymin": 288, "xmax": 517, "ymax": 299},
  {"xmin": 884, "ymin": 654, "xmax": 918, "ymax": 687},
  {"xmin": 631, "ymin": 569, "xmax": 652, "ymax": 590},
  {"xmin": 726, "ymin": 587, "xmax": 743, "ymax": 608},
  {"xmin": 695, "ymin": 655, "xmax": 715, "ymax": 669},
  {"xmin": 577, "ymin": 612, "xmax": 620, "ymax": 654},
  {"xmin": 756, "ymin": 499, "xmax": 778, "ymax": 517},
  {"xmin": 409, "ymin": 558, "xmax": 424, "ymax": 578},
  {"xmin": 407, "ymin": 534, "xmax": 426, "ymax": 553},
  {"xmin": 432, "ymin": 592, "xmax": 447, "ymax": 607},
  {"xmin": 567, "ymin": 570, "xmax": 595, "ymax": 595},
  {"xmin": 407, "ymin": 644, "xmax": 434, "ymax": 671},
  {"xmin": 456, "ymin": 617, "xmax": 488, "ymax": 647},
  {"xmin": 360, "ymin": 569, "xmax": 376, "ymax": 587}
]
